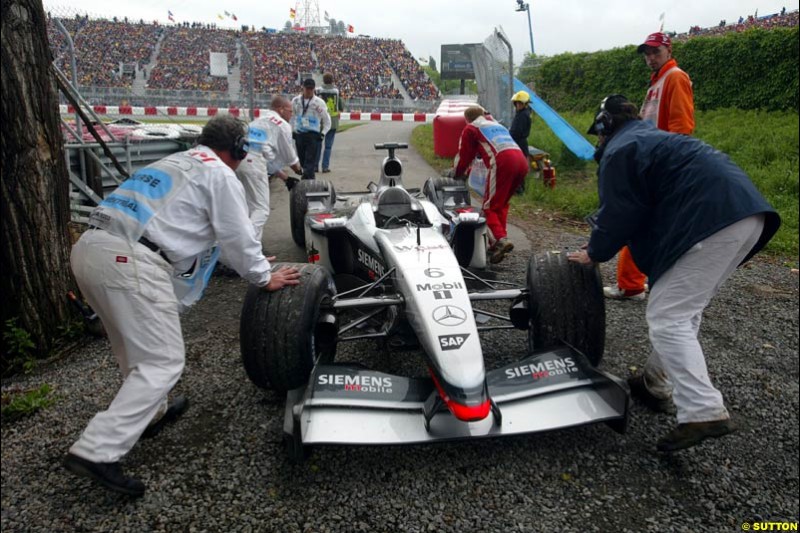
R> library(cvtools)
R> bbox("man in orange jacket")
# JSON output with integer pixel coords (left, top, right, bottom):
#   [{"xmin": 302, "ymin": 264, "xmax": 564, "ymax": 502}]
[{"xmin": 605, "ymin": 31, "xmax": 695, "ymax": 301}]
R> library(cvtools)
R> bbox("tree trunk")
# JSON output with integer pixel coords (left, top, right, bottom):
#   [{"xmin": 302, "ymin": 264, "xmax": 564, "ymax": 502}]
[{"xmin": 1, "ymin": 0, "xmax": 74, "ymax": 365}]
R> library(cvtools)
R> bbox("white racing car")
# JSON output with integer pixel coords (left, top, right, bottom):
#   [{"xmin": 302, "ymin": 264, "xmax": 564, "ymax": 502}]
[{"xmin": 240, "ymin": 143, "xmax": 629, "ymax": 462}]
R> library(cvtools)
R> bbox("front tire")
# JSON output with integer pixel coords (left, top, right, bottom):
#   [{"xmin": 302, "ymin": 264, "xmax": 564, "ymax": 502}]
[
  {"xmin": 526, "ymin": 252, "xmax": 605, "ymax": 366},
  {"xmin": 240, "ymin": 263, "xmax": 337, "ymax": 392}
]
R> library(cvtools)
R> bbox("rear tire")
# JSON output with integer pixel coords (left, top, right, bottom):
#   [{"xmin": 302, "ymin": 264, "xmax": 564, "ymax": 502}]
[
  {"xmin": 526, "ymin": 252, "xmax": 605, "ymax": 366},
  {"xmin": 290, "ymin": 179, "xmax": 336, "ymax": 247},
  {"xmin": 240, "ymin": 263, "xmax": 337, "ymax": 392}
]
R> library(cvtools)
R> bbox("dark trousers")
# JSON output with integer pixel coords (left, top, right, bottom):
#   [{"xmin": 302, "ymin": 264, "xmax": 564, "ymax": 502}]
[{"xmin": 295, "ymin": 132, "xmax": 322, "ymax": 179}]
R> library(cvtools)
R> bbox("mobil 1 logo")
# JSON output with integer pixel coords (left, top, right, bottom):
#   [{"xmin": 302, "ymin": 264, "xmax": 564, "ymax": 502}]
[
  {"xmin": 416, "ymin": 281, "xmax": 463, "ymax": 300},
  {"xmin": 439, "ymin": 333, "xmax": 470, "ymax": 350}
]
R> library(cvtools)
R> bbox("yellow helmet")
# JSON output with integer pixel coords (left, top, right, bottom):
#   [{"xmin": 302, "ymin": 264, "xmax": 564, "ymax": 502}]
[{"xmin": 511, "ymin": 90, "xmax": 531, "ymax": 104}]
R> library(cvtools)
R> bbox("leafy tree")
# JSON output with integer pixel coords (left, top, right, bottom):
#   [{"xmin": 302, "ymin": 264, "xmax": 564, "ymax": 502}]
[
  {"xmin": 428, "ymin": 56, "xmax": 437, "ymax": 72},
  {"xmin": 517, "ymin": 52, "xmax": 547, "ymax": 88}
]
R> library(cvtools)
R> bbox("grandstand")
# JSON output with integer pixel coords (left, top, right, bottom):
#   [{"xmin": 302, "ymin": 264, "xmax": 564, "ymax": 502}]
[
  {"xmin": 46, "ymin": 10, "xmax": 441, "ymax": 112},
  {"xmin": 672, "ymin": 7, "xmax": 798, "ymax": 41},
  {"xmin": 46, "ymin": 7, "xmax": 799, "ymax": 112}
]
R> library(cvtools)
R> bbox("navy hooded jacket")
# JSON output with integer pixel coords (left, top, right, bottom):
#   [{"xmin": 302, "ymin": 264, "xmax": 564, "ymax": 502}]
[{"xmin": 587, "ymin": 120, "xmax": 780, "ymax": 286}]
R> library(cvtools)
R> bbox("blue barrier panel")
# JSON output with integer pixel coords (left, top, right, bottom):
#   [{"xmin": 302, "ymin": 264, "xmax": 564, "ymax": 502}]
[{"xmin": 513, "ymin": 78, "xmax": 595, "ymax": 161}]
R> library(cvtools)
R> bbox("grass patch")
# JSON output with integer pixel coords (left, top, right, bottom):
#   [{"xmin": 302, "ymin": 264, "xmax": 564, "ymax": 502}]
[
  {"xmin": 1, "ymin": 384, "xmax": 56, "ymax": 423},
  {"xmin": 410, "ymin": 109, "xmax": 799, "ymax": 258},
  {"xmin": 410, "ymin": 124, "xmax": 457, "ymax": 175},
  {"xmin": 336, "ymin": 122, "xmax": 364, "ymax": 134}
]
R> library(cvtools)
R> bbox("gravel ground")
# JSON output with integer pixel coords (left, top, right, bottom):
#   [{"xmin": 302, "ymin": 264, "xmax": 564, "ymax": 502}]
[{"xmin": 2, "ymin": 213, "xmax": 798, "ymax": 533}]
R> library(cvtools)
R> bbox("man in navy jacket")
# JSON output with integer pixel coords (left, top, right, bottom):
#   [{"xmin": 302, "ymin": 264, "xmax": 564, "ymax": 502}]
[{"xmin": 568, "ymin": 95, "xmax": 780, "ymax": 452}]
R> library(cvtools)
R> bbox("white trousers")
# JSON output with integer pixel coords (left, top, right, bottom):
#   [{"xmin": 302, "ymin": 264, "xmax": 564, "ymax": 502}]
[
  {"xmin": 69, "ymin": 230, "xmax": 184, "ymax": 463},
  {"xmin": 236, "ymin": 161, "xmax": 270, "ymax": 243},
  {"xmin": 644, "ymin": 215, "xmax": 765, "ymax": 423}
]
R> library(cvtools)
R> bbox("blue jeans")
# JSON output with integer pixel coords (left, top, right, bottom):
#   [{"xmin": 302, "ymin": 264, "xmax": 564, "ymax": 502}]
[{"xmin": 318, "ymin": 128, "xmax": 336, "ymax": 170}]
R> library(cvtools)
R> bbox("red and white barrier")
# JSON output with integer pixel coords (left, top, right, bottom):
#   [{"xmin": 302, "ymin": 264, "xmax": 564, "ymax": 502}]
[{"xmin": 59, "ymin": 105, "xmax": 435, "ymax": 123}]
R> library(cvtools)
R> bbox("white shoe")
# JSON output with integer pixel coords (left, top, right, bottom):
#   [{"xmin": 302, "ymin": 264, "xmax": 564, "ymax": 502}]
[{"xmin": 603, "ymin": 286, "xmax": 646, "ymax": 300}]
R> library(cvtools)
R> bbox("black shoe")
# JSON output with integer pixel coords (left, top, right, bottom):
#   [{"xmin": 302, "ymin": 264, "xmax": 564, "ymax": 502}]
[
  {"xmin": 322, "ymin": 168, "xmax": 331, "ymax": 173},
  {"xmin": 657, "ymin": 418, "xmax": 737, "ymax": 452},
  {"xmin": 141, "ymin": 396, "xmax": 189, "ymax": 440},
  {"xmin": 213, "ymin": 263, "xmax": 238, "ymax": 277},
  {"xmin": 63, "ymin": 453, "xmax": 145, "ymax": 497},
  {"xmin": 627, "ymin": 372, "xmax": 674, "ymax": 414}
]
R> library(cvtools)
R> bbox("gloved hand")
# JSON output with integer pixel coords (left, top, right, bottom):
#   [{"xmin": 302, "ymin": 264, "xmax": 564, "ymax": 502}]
[{"xmin": 285, "ymin": 177, "xmax": 299, "ymax": 191}]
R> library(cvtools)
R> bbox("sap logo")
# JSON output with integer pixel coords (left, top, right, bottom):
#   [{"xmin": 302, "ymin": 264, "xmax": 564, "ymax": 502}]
[
  {"xmin": 357, "ymin": 248, "xmax": 385, "ymax": 277},
  {"xmin": 438, "ymin": 333, "xmax": 470, "ymax": 350}
]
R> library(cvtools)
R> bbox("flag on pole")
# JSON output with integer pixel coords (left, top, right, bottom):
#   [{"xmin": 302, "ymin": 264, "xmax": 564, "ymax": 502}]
[
  {"xmin": 324, "ymin": 10, "xmax": 329, "ymax": 20},
  {"xmin": 168, "ymin": 9, "xmax": 175, "ymax": 22},
  {"xmin": 224, "ymin": 10, "xmax": 230, "ymax": 16},
  {"xmin": 658, "ymin": 12, "xmax": 665, "ymax": 31},
  {"xmin": 347, "ymin": 24, "xmax": 354, "ymax": 33},
  {"xmin": 231, "ymin": 13, "xmax": 237, "ymax": 21},
  {"xmin": 217, "ymin": 13, "xmax": 224, "ymax": 20},
  {"xmin": 289, "ymin": 8, "xmax": 296, "ymax": 19}
]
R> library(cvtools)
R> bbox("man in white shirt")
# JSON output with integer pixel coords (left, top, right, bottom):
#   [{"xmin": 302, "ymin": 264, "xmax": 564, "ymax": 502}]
[
  {"xmin": 64, "ymin": 115, "xmax": 300, "ymax": 497},
  {"xmin": 291, "ymin": 78, "xmax": 331, "ymax": 180},
  {"xmin": 236, "ymin": 96, "xmax": 302, "ymax": 242}
]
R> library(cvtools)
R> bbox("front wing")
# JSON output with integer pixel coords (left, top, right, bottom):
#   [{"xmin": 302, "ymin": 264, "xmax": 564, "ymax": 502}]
[{"xmin": 284, "ymin": 346, "xmax": 629, "ymax": 446}]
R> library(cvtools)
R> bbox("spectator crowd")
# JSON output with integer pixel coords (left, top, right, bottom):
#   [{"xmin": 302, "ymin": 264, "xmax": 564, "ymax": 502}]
[
  {"xmin": 148, "ymin": 28, "xmax": 238, "ymax": 92},
  {"xmin": 46, "ymin": 15, "xmax": 441, "ymax": 102},
  {"xmin": 48, "ymin": 8, "xmax": 797, "ymax": 102},
  {"xmin": 673, "ymin": 8, "xmax": 798, "ymax": 41},
  {"xmin": 47, "ymin": 14, "xmax": 161, "ymax": 87}
]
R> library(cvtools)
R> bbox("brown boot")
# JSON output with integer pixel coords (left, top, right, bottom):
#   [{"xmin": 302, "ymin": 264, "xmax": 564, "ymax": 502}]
[
  {"xmin": 489, "ymin": 238, "xmax": 514, "ymax": 264},
  {"xmin": 656, "ymin": 418, "xmax": 737, "ymax": 452},
  {"xmin": 627, "ymin": 372, "xmax": 674, "ymax": 414}
]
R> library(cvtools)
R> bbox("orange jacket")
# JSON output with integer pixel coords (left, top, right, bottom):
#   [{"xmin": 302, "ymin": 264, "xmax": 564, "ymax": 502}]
[{"xmin": 648, "ymin": 58, "xmax": 695, "ymax": 134}]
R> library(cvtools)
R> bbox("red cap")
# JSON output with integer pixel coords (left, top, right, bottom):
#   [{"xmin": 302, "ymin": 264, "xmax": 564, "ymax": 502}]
[{"xmin": 637, "ymin": 32, "xmax": 671, "ymax": 53}]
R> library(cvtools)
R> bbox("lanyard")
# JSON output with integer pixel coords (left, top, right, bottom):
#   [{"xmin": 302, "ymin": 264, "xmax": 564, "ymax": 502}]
[{"xmin": 301, "ymin": 98, "xmax": 311, "ymax": 116}]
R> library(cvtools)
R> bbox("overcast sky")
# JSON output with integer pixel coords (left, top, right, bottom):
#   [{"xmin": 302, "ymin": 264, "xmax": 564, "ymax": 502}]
[{"xmin": 44, "ymin": 0, "xmax": 799, "ymax": 65}]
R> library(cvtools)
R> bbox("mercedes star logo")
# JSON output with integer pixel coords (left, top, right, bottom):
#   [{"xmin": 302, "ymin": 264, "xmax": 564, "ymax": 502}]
[{"xmin": 432, "ymin": 305, "xmax": 467, "ymax": 326}]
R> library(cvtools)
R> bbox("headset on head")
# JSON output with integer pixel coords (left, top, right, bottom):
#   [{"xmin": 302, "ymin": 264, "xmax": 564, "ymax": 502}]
[
  {"xmin": 592, "ymin": 94, "xmax": 625, "ymax": 136},
  {"xmin": 231, "ymin": 134, "xmax": 248, "ymax": 160}
]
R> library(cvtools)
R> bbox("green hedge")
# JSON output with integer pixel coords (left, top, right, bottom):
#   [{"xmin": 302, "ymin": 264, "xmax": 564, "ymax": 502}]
[{"xmin": 533, "ymin": 27, "xmax": 799, "ymax": 112}]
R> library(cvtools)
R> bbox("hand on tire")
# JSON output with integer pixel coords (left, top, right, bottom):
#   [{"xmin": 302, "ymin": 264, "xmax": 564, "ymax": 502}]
[
  {"xmin": 263, "ymin": 266, "xmax": 301, "ymax": 291},
  {"xmin": 567, "ymin": 249, "xmax": 593, "ymax": 266}
]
